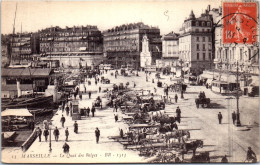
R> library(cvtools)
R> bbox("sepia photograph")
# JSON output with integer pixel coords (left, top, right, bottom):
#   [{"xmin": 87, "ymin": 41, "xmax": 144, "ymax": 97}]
[{"xmin": 1, "ymin": 0, "xmax": 259, "ymax": 163}]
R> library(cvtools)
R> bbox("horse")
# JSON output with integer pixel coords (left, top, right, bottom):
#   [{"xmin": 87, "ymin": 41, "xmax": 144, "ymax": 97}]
[
  {"xmin": 191, "ymin": 151, "xmax": 210, "ymax": 163},
  {"xmin": 181, "ymin": 140, "xmax": 203, "ymax": 160}
]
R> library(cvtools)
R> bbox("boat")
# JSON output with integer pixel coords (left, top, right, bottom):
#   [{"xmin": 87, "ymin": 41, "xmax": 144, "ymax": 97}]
[
  {"xmin": 1, "ymin": 95, "xmax": 54, "ymax": 110},
  {"xmin": 28, "ymin": 108, "xmax": 54, "ymax": 116}
]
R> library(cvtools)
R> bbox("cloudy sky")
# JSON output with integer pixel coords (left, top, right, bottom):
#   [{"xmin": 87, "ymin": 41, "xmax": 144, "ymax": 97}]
[{"xmin": 1, "ymin": 0, "xmax": 221, "ymax": 35}]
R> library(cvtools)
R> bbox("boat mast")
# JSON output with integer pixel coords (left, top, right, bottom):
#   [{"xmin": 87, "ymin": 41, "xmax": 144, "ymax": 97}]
[
  {"xmin": 19, "ymin": 22, "xmax": 22, "ymax": 64},
  {"xmin": 10, "ymin": 3, "xmax": 18, "ymax": 65}
]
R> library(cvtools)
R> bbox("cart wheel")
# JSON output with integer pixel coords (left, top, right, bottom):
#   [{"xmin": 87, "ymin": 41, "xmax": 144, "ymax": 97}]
[
  {"xmin": 139, "ymin": 140, "xmax": 155, "ymax": 157},
  {"xmin": 162, "ymin": 152, "xmax": 176, "ymax": 163}
]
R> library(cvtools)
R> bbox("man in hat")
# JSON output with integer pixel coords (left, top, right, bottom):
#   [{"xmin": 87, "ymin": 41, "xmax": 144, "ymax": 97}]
[
  {"xmin": 65, "ymin": 127, "xmax": 69, "ymax": 141},
  {"xmin": 95, "ymin": 127, "xmax": 100, "ymax": 144},
  {"xmin": 43, "ymin": 128, "xmax": 49, "ymax": 142},
  {"xmin": 218, "ymin": 112, "xmax": 223, "ymax": 124},
  {"xmin": 74, "ymin": 121, "xmax": 78, "ymax": 134},
  {"xmin": 36, "ymin": 127, "xmax": 42, "ymax": 142},
  {"xmin": 53, "ymin": 127, "xmax": 60, "ymax": 142},
  {"xmin": 60, "ymin": 115, "xmax": 66, "ymax": 128},
  {"xmin": 176, "ymin": 107, "xmax": 181, "ymax": 123}
]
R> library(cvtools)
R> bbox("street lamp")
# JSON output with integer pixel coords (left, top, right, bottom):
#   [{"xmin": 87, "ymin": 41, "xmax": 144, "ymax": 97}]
[
  {"xmin": 49, "ymin": 120, "xmax": 53, "ymax": 152},
  {"xmin": 178, "ymin": 59, "xmax": 184, "ymax": 99},
  {"xmin": 234, "ymin": 61, "xmax": 241, "ymax": 127}
]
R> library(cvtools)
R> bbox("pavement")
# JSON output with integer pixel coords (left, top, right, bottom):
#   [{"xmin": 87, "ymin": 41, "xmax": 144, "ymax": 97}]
[{"xmin": 2, "ymin": 69, "xmax": 259, "ymax": 163}]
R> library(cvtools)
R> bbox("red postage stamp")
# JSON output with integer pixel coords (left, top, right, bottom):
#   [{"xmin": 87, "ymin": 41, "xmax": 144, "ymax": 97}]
[{"xmin": 223, "ymin": 2, "xmax": 258, "ymax": 44}]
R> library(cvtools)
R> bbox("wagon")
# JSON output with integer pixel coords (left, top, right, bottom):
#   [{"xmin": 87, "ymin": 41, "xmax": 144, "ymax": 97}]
[{"xmin": 195, "ymin": 98, "xmax": 210, "ymax": 108}]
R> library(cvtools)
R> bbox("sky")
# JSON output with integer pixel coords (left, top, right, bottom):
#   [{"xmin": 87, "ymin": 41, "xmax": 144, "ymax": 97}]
[{"xmin": 1, "ymin": 0, "xmax": 221, "ymax": 35}]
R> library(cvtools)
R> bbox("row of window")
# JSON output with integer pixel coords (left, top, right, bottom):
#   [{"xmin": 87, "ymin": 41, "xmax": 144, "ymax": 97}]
[
  {"xmin": 184, "ymin": 21, "xmax": 211, "ymax": 28},
  {"xmin": 196, "ymin": 36, "xmax": 212, "ymax": 42},
  {"xmin": 40, "ymin": 31, "xmax": 100, "ymax": 37},
  {"xmin": 197, "ymin": 53, "xmax": 211, "ymax": 60},
  {"xmin": 217, "ymin": 48, "xmax": 258, "ymax": 61},
  {"xmin": 196, "ymin": 44, "xmax": 211, "ymax": 50},
  {"xmin": 40, "ymin": 37, "xmax": 100, "ymax": 41}
]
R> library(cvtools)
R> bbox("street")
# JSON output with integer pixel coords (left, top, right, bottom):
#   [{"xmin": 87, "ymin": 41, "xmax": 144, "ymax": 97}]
[{"xmin": 2, "ymin": 69, "xmax": 259, "ymax": 163}]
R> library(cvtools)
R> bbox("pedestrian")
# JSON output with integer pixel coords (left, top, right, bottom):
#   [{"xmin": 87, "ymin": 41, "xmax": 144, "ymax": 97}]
[
  {"xmin": 91, "ymin": 106, "xmax": 96, "ymax": 117},
  {"xmin": 99, "ymin": 86, "xmax": 101, "ymax": 93},
  {"xmin": 60, "ymin": 115, "xmax": 66, "ymax": 128},
  {"xmin": 89, "ymin": 91, "xmax": 91, "ymax": 99},
  {"xmin": 221, "ymin": 155, "xmax": 228, "ymax": 163},
  {"xmin": 63, "ymin": 142, "xmax": 70, "ymax": 153},
  {"xmin": 86, "ymin": 107, "xmax": 90, "ymax": 117},
  {"xmin": 62, "ymin": 102, "xmax": 65, "ymax": 113},
  {"xmin": 154, "ymin": 87, "xmax": 157, "ymax": 93},
  {"xmin": 84, "ymin": 85, "xmax": 86, "ymax": 93},
  {"xmin": 134, "ymin": 82, "xmax": 136, "ymax": 88},
  {"xmin": 218, "ymin": 112, "xmax": 223, "ymax": 124},
  {"xmin": 95, "ymin": 127, "xmax": 100, "ymax": 144},
  {"xmin": 74, "ymin": 121, "xmax": 78, "ymax": 133},
  {"xmin": 100, "ymin": 100, "xmax": 102, "ymax": 109},
  {"xmin": 53, "ymin": 127, "xmax": 60, "ymax": 142},
  {"xmin": 232, "ymin": 111, "xmax": 236, "ymax": 125},
  {"xmin": 65, "ymin": 105, "xmax": 70, "ymax": 116},
  {"xmin": 65, "ymin": 127, "xmax": 69, "ymax": 141},
  {"xmin": 176, "ymin": 106, "xmax": 181, "ymax": 123},
  {"xmin": 246, "ymin": 147, "xmax": 257, "ymax": 162},
  {"xmin": 95, "ymin": 80, "xmax": 97, "ymax": 85},
  {"xmin": 114, "ymin": 114, "xmax": 118, "ymax": 122},
  {"xmin": 79, "ymin": 92, "xmax": 82, "ymax": 100},
  {"xmin": 36, "ymin": 127, "xmax": 42, "ymax": 142},
  {"xmin": 114, "ymin": 103, "xmax": 118, "ymax": 112},
  {"xmin": 43, "ymin": 128, "xmax": 49, "ymax": 142},
  {"xmin": 175, "ymin": 94, "xmax": 178, "ymax": 103}
]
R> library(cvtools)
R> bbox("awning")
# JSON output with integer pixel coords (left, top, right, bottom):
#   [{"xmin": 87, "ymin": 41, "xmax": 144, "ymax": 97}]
[
  {"xmin": 1, "ymin": 108, "xmax": 33, "ymax": 117},
  {"xmin": 79, "ymin": 47, "xmax": 87, "ymax": 51}
]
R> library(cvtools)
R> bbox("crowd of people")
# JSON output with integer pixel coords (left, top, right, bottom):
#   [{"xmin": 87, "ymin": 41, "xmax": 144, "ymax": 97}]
[{"xmin": 33, "ymin": 68, "xmax": 257, "ymax": 162}]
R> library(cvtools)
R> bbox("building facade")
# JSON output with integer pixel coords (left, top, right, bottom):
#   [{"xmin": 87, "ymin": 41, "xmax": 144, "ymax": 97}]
[
  {"xmin": 38, "ymin": 26, "xmax": 103, "ymax": 68},
  {"xmin": 103, "ymin": 22, "xmax": 161, "ymax": 69},
  {"xmin": 1, "ymin": 34, "xmax": 11, "ymax": 67},
  {"xmin": 179, "ymin": 8, "xmax": 214, "ymax": 75},
  {"xmin": 9, "ymin": 33, "xmax": 39, "ymax": 65},
  {"xmin": 213, "ymin": 9, "xmax": 259, "ymax": 88}
]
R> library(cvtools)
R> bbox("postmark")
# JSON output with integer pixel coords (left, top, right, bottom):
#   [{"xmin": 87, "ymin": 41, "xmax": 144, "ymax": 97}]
[{"xmin": 223, "ymin": 2, "xmax": 258, "ymax": 44}]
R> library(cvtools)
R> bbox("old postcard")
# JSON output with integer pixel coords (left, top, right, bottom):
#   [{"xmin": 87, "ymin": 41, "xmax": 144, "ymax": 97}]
[{"xmin": 1, "ymin": 0, "xmax": 259, "ymax": 163}]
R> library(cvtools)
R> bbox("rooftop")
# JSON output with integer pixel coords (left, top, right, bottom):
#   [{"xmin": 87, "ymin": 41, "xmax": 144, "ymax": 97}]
[
  {"xmin": 2, "ymin": 68, "xmax": 52, "ymax": 77},
  {"xmin": 105, "ymin": 22, "xmax": 159, "ymax": 33}
]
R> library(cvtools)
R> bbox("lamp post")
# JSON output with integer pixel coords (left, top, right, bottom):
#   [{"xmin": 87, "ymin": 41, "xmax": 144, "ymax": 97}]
[
  {"xmin": 234, "ymin": 61, "xmax": 241, "ymax": 127},
  {"xmin": 49, "ymin": 120, "xmax": 53, "ymax": 152},
  {"xmin": 179, "ymin": 59, "xmax": 184, "ymax": 99}
]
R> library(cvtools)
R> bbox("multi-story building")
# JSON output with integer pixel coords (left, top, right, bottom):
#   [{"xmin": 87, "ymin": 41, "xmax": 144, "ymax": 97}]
[
  {"xmin": 1, "ymin": 34, "xmax": 11, "ymax": 67},
  {"xmin": 179, "ymin": 7, "xmax": 213, "ymax": 75},
  {"xmin": 39, "ymin": 26, "xmax": 103, "ymax": 68},
  {"xmin": 9, "ymin": 33, "xmax": 39, "ymax": 64},
  {"xmin": 103, "ymin": 22, "xmax": 161, "ymax": 69},
  {"xmin": 213, "ymin": 7, "xmax": 259, "ymax": 90},
  {"xmin": 156, "ymin": 32, "xmax": 179, "ymax": 70}
]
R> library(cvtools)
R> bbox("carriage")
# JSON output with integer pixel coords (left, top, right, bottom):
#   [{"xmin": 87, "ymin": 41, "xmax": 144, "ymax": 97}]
[
  {"xmin": 195, "ymin": 98, "xmax": 210, "ymax": 108},
  {"xmin": 94, "ymin": 97, "xmax": 102, "ymax": 107},
  {"xmin": 101, "ymin": 78, "xmax": 110, "ymax": 84},
  {"xmin": 195, "ymin": 92, "xmax": 210, "ymax": 108}
]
